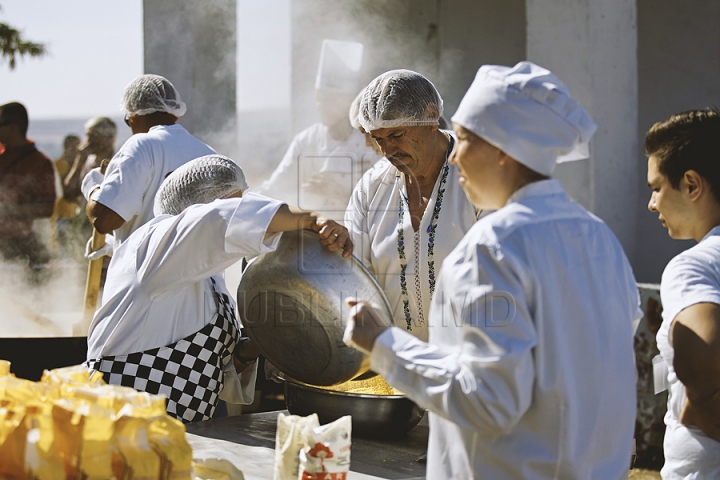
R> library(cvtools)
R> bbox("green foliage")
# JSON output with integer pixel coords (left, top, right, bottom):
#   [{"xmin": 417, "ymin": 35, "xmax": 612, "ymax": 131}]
[{"xmin": 0, "ymin": 6, "xmax": 47, "ymax": 70}]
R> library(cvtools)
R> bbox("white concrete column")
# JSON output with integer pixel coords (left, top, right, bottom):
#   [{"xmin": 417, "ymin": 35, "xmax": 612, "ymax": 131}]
[
  {"xmin": 526, "ymin": 0, "xmax": 638, "ymax": 261},
  {"xmin": 143, "ymin": 0, "xmax": 237, "ymax": 158}
]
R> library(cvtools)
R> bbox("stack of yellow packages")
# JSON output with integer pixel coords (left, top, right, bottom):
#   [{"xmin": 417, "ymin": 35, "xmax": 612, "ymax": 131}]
[{"xmin": 0, "ymin": 360, "xmax": 193, "ymax": 480}]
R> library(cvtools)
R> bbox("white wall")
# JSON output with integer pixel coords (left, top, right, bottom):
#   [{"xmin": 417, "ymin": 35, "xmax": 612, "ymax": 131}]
[
  {"xmin": 634, "ymin": 0, "xmax": 720, "ymax": 282},
  {"xmin": 289, "ymin": 0, "xmax": 526, "ymax": 134},
  {"xmin": 527, "ymin": 0, "xmax": 639, "ymax": 265},
  {"xmin": 143, "ymin": 0, "xmax": 237, "ymax": 158}
]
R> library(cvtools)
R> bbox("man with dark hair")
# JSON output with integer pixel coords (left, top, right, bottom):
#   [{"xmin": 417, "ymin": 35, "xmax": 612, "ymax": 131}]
[
  {"xmin": 0, "ymin": 101, "xmax": 56, "ymax": 280},
  {"xmin": 646, "ymin": 108, "xmax": 720, "ymax": 478}
]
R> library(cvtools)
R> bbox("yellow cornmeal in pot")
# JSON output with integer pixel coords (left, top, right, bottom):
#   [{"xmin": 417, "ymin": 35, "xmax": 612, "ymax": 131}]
[{"xmin": 318, "ymin": 375, "xmax": 403, "ymax": 396}]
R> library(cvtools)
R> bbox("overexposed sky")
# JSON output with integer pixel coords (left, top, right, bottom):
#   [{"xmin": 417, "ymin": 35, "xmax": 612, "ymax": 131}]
[{"xmin": 0, "ymin": 0, "xmax": 290, "ymax": 119}]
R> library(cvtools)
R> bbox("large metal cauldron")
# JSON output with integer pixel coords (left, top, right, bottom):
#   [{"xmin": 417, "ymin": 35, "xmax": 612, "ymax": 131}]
[
  {"xmin": 284, "ymin": 380, "xmax": 425, "ymax": 439},
  {"xmin": 238, "ymin": 230, "xmax": 393, "ymax": 386}
]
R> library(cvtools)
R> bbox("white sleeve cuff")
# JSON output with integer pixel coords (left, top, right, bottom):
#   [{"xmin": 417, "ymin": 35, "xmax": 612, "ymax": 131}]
[
  {"xmin": 225, "ymin": 193, "xmax": 285, "ymax": 255},
  {"xmin": 369, "ymin": 327, "xmax": 420, "ymax": 378},
  {"xmin": 81, "ymin": 168, "xmax": 104, "ymax": 201}
]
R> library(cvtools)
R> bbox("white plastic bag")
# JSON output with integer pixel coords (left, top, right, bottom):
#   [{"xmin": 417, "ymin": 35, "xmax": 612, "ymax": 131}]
[{"xmin": 298, "ymin": 416, "xmax": 351, "ymax": 480}]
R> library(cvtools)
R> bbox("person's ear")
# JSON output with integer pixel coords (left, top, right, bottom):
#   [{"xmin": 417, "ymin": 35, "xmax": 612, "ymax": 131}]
[
  {"xmin": 497, "ymin": 149, "xmax": 513, "ymax": 167},
  {"xmin": 684, "ymin": 170, "xmax": 703, "ymax": 201}
]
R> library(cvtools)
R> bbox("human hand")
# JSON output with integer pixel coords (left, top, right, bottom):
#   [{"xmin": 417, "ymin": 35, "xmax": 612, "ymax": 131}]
[
  {"xmin": 309, "ymin": 218, "xmax": 353, "ymax": 258},
  {"xmin": 343, "ymin": 297, "xmax": 392, "ymax": 355},
  {"xmin": 233, "ymin": 337, "xmax": 261, "ymax": 374},
  {"xmin": 84, "ymin": 234, "xmax": 114, "ymax": 261},
  {"xmin": 76, "ymin": 142, "xmax": 92, "ymax": 161}
]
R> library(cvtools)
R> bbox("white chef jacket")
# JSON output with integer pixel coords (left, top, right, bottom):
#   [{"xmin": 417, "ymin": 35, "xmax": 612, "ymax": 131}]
[
  {"xmin": 87, "ymin": 193, "xmax": 284, "ymax": 403},
  {"xmin": 253, "ymin": 123, "xmax": 381, "ymax": 220},
  {"xmin": 345, "ymin": 157, "xmax": 478, "ymax": 341},
  {"xmin": 371, "ymin": 179, "xmax": 641, "ymax": 479},
  {"xmin": 657, "ymin": 225, "xmax": 720, "ymax": 479},
  {"xmin": 94, "ymin": 124, "xmax": 216, "ymax": 245}
]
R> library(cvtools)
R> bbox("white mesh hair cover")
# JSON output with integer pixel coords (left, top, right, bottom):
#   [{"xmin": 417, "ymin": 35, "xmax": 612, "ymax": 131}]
[
  {"xmin": 358, "ymin": 69, "xmax": 443, "ymax": 132},
  {"xmin": 122, "ymin": 74, "xmax": 187, "ymax": 117},
  {"xmin": 349, "ymin": 90, "xmax": 364, "ymax": 130},
  {"xmin": 154, "ymin": 154, "xmax": 248, "ymax": 216}
]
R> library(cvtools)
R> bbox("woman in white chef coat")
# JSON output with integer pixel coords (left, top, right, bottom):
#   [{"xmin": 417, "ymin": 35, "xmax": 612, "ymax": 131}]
[
  {"xmin": 86, "ymin": 154, "xmax": 351, "ymax": 423},
  {"xmin": 344, "ymin": 62, "xmax": 641, "ymax": 479}
]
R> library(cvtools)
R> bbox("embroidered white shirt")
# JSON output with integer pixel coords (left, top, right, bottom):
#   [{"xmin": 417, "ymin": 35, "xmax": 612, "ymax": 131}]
[{"xmin": 345, "ymin": 156, "xmax": 478, "ymax": 341}]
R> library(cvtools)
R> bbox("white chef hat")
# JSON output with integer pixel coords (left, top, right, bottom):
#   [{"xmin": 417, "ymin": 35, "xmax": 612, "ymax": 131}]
[
  {"xmin": 315, "ymin": 39, "xmax": 364, "ymax": 94},
  {"xmin": 451, "ymin": 61, "xmax": 597, "ymax": 176},
  {"xmin": 359, "ymin": 69, "xmax": 443, "ymax": 132},
  {"xmin": 122, "ymin": 74, "xmax": 187, "ymax": 118},
  {"xmin": 154, "ymin": 154, "xmax": 248, "ymax": 216}
]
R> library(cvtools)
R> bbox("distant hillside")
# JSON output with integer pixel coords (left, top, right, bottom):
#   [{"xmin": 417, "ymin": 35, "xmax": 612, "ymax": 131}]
[{"xmin": 27, "ymin": 116, "xmax": 132, "ymax": 160}]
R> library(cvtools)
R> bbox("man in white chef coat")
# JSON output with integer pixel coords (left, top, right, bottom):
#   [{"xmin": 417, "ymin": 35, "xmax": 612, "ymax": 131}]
[
  {"xmin": 345, "ymin": 62, "xmax": 641, "ymax": 479},
  {"xmin": 87, "ymin": 154, "xmax": 352, "ymax": 423},
  {"xmin": 254, "ymin": 40, "xmax": 381, "ymax": 220},
  {"xmin": 645, "ymin": 108, "xmax": 720, "ymax": 478},
  {"xmin": 82, "ymin": 74, "xmax": 216, "ymax": 253},
  {"xmin": 345, "ymin": 69, "xmax": 479, "ymax": 342}
]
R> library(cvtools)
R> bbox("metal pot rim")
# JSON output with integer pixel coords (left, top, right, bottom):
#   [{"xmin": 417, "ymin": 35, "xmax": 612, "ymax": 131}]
[{"xmin": 285, "ymin": 378, "xmax": 407, "ymax": 400}]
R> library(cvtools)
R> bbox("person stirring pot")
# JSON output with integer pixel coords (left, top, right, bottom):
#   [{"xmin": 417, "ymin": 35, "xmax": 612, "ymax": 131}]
[
  {"xmin": 345, "ymin": 70, "xmax": 480, "ymax": 342},
  {"xmin": 344, "ymin": 62, "xmax": 641, "ymax": 479}
]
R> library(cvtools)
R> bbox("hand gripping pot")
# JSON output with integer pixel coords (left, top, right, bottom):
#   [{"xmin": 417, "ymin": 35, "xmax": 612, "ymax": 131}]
[{"xmin": 238, "ymin": 230, "xmax": 393, "ymax": 386}]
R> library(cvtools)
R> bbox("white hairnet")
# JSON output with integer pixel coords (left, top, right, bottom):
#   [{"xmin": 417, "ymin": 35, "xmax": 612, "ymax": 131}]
[
  {"xmin": 451, "ymin": 61, "xmax": 597, "ymax": 176},
  {"xmin": 348, "ymin": 90, "xmax": 363, "ymax": 130},
  {"xmin": 121, "ymin": 74, "xmax": 187, "ymax": 117},
  {"xmin": 358, "ymin": 69, "xmax": 443, "ymax": 132},
  {"xmin": 154, "ymin": 154, "xmax": 248, "ymax": 216}
]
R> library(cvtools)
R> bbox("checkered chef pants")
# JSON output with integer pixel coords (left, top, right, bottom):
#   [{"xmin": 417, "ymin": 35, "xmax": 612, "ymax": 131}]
[{"xmin": 87, "ymin": 277, "xmax": 241, "ymax": 423}]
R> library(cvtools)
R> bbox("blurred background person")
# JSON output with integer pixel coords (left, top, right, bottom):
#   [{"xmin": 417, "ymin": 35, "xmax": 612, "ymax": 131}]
[
  {"xmin": 49, "ymin": 134, "xmax": 80, "ymax": 255},
  {"xmin": 58, "ymin": 118, "xmax": 117, "ymax": 261},
  {"xmin": 253, "ymin": 40, "xmax": 382, "ymax": 221},
  {"xmin": 0, "ymin": 102, "xmax": 56, "ymax": 283},
  {"xmin": 52, "ymin": 134, "xmax": 81, "ymax": 210}
]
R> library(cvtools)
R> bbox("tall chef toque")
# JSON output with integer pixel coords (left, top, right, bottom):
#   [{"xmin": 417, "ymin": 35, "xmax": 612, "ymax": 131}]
[
  {"xmin": 315, "ymin": 39, "xmax": 364, "ymax": 94},
  {"xmin": 154, "ymin": 155, "xmax": 248, "ymax": 216},
  {"xmin": 451, "ymin": 61, "xmax": 597, "ymax": 176}
]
